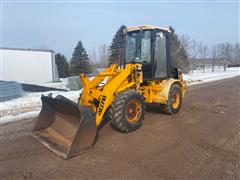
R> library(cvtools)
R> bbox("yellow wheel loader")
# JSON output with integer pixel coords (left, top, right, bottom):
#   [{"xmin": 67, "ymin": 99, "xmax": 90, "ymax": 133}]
[{"xmin": 31, "ymin": 25, "xmax": 187, "ymax": 159}]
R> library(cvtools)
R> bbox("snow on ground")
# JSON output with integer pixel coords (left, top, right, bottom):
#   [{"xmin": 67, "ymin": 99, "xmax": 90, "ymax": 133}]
[
  {"xmin": 0, "ymin": 67, "xmax": 239, "ymax": 124},
  {"xmin": 184, "ymin": 67, "xmax": 240, "ymax": 85},
  {"xmin": 41, "ymin": 82, "xmax": 67, "ymax": 90},
  {"xmin": 1, "ymin": 110, "xmax": 40, "ymax": 124},
  {"xmin": 0, "ymin": 90, "xmax": 81, "ymax": 124}
]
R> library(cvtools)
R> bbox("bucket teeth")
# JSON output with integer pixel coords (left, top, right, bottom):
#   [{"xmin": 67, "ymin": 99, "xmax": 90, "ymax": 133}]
[{"xmin": 30, "ymin": 95, "xmax": 97, "ymax": 159}]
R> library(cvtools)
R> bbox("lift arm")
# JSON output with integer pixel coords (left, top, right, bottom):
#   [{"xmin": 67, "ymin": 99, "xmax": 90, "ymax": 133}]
[{"xmin": 80, "ymin": 64, "xmax": 143, "ymax": 127}]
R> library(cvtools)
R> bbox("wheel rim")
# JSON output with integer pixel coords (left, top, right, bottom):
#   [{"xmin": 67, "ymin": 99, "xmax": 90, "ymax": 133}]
[
  {"xmin": 125, "ymin": 99, "xmax": 142, "ymax": 123},
  {"xmin": 171, "ymin": 92, "xmax": 180, "ymax": 109}
]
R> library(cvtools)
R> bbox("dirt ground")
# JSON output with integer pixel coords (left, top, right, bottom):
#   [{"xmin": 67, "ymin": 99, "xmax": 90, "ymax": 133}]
[{"xmin": 1, "ymin": 77, "xmax": 240, "ymax": 180}]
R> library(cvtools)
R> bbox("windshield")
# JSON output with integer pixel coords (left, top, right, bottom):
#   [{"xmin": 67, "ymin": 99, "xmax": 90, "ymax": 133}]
[{"xmin": 125, "ymin": 30, "xmax": 152, "ymax": 64}]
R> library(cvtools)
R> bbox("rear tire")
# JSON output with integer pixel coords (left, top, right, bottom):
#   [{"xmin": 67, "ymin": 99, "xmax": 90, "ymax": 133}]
[
  {"xmin": 109, "ymin": 89, "xmax": 146, "ymax": 132},
  {"xmin": 161, "ymin": 84, "xmax": 182, "ymax": 115}
]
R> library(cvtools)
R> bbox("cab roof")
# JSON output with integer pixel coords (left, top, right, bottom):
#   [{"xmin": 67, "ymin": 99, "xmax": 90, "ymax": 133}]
[{"xmin": 124, "ymin": 25, "xmax": 171, "ymax": 33}]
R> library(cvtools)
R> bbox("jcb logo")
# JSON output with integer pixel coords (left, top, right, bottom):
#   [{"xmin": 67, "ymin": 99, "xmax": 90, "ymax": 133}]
[{"xmin": 98, "ymin": 95, "xmax": 106, "ymax": 116}]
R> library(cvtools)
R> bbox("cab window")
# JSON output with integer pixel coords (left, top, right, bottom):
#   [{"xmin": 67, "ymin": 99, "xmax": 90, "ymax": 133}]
[{"xmin": 154, "ymin": 32, "xmax": 167, "ymax": 78}]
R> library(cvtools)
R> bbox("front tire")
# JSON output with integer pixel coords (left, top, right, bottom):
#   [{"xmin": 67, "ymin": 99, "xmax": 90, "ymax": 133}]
[
  {"xmin": 161, "ymin": 84, "xmax": 182, "ymax": 115},
  {"xmin": 109, "ymin": 89, "xmax": 146, "ymax": 132}
]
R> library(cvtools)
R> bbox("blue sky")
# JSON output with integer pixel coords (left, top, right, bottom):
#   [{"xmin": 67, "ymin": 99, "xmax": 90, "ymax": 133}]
[{"xmin": 1, "ymin": 1, "xmax": 239, "ymax": 58}]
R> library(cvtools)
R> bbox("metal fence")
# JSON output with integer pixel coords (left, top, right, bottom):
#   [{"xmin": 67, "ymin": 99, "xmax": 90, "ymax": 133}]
[
  {"xmin": 65, "ymin": 76, "xmax": 82, "ymax": 91},
  {"xmin": 0, "ymin": 81, "xmax": 24, "ymax": 102},
  {"xmin": 22, "ymin": 83, "xmax": 67, "ymax": 92}
]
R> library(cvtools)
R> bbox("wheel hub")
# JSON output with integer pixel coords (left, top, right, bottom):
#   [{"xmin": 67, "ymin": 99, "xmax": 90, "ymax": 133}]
[
  {"xmin": 125, "ymin": 99, "xmax": 142, "ymax": 123},
  {"xmin": 171, "ymin": 92, "xmax": 180, "ymax": 109}
]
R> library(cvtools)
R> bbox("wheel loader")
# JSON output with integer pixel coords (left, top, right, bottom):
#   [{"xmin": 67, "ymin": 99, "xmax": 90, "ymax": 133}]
[{"xmin": 31, "ymin": 25, "xmax": 187, "ymax": 159}]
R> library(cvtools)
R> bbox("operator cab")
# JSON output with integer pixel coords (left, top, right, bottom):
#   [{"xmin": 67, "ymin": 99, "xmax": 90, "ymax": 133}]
[{"xmin": 124, "ymin": 25, "xmax": 172, "ymax": 80}]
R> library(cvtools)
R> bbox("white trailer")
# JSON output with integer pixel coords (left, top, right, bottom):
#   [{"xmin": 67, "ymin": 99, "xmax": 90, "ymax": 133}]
[{"xmin": 0, "ymin": 48, "xmax": 58, "ymax": 84}]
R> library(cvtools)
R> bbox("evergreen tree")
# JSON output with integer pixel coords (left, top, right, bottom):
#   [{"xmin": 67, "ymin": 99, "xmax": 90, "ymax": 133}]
[
  {"xmin": 55, "ymin": 53, "xmax": 69, "ymax": 78},
  {"xmin": 70, "ymin": 41, "xmax": 91, "ymax": 75},
  {"xmin": 169, "ymin": 26, "xmax": 190, "ymax": 73},
  {"xmin": 108, "ymin": 25, "xmax": 127, "ymax": 66}
]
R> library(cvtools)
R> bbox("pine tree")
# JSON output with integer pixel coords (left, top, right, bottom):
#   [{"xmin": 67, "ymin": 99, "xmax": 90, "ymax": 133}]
[
  {"xmin": 55, "ymin": 53, "xmax": 69, "ymax": 78},
  {"xmin": 108, "ymin": 25, "xmax": 127, "ymax": 66},
  {"xmin": 70, "ymin": 41, "xmax": 91, "ymax": 75},
  {"xmin": 169, "ymin": 26, "xmax": 190, "ymax": 73}
]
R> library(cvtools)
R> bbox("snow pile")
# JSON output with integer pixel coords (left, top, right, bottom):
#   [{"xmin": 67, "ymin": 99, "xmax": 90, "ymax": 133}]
[
  {"xmin": 183, "ymin": 67, "xmax": 240, "ymax": 85},
  {"xmin": 0, "ymin": 90, "xmax": 81, "ymax": 124},
  {"xmin": 1, "ymin": 110, "xmax": 40, "ymax": 124},
  {"xmin": 41, "ymin": 82, "xmax": 67, "ymax": 90},
  {"xmin": 0, "ymin": 67, "xmax": 239, "ymax": 124}
]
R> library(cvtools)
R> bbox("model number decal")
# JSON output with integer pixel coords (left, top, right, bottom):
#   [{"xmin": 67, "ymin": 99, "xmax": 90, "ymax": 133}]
[{"xmin": 98, "ymin": 95, "xmax": 106, "ymax": 116}]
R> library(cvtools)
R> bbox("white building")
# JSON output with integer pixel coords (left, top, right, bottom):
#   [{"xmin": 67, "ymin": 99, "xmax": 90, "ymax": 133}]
[{"xmin": 0, "ymin": 47, "xmax": 59, "ymax": 84}]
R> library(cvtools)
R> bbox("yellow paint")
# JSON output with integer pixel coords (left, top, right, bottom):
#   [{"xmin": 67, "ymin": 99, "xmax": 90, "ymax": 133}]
[
  {"xmin": 80, "ymin": 64, "xmax": 143, "ymax": 126},
  {"xmin": 125, "ymin": 99, "xmax": 142, "ymax": 123},
  {"xmin": 172, "ymin": 92, "xmax": 180, "ymax": 109},
  {"xmin": 79, "ymin": 63, "xmax": 187, "ymax": 127}
]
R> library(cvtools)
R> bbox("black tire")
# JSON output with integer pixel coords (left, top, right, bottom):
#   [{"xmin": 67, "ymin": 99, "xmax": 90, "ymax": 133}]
[
  {"xmin": 109, "ymin": 89, "xmax": 146, "ymax": 132},
  {"xmin": 161, "ymin": 84, "xmax": 182, "ymax": 115}
]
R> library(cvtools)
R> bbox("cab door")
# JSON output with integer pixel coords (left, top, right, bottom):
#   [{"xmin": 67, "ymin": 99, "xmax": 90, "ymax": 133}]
[{"xmin": 154, "ymin": 31, "xmax": 168, "ymax": 79}]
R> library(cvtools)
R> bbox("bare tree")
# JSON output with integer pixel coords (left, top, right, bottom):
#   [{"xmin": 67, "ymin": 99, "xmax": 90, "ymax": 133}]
[
  {"xmin": 33, "ymin": 45, "xmax": 50, "ymax": 50},
  {"xmin": 178, "ymin": 34, "xmax": 192, "ymax": 56},
  {"xmin": 197, "ymin": 42, "xmax": 210, "ymax": 59},
  {"xmin": 88, "ymin": 47, "xmax": 97, "ymax": 62},
  {"xmin": 98, "ymin": 44, "xmax": 110, "ymax": 68},
  {"xmin": 216, "ymin": 43, "xmax": 234, "ymax": 71},
  {"xmin": 211, "ymin": 45, "xmax": 217, "ymax": 72},
  {"xmin": 88, "ymin": 47, "xmax": 98, "ymax": 73},
  {"xmin": 178, "ymin": 34, "xmax": 200, "ymax": 59},
  {"xmin": 189, "ymin": 39, "xmax": 199, "ymax": 58},
  {"xmin": 169, "ymin": 27, "xmax": 190, "ymax": 73},
  {"xmin": 233, "ymin": 43, "xmax": 240, "ymax": 64},
  {"xmin": 196, "ymin": 42, "xmax": 210, "ymax": 73},
  {"xmin": 177, "ymin": 33, "xmax": 239, "ymax": 71}
]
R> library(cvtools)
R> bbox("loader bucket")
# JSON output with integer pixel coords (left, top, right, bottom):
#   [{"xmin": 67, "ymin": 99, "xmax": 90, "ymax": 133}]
[{"xmin": 30, "ymin": 95, "xmax": 97, "ymax": 159}]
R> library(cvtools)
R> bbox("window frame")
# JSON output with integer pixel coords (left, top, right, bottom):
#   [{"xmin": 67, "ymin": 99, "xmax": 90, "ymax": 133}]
[
  {"xmin": 123, "ymin": 29, "xmax": 172, "ymax": 80},
  {"xmin": 150, "ymin": 30, "xmax": 172, "ymax": 80}
]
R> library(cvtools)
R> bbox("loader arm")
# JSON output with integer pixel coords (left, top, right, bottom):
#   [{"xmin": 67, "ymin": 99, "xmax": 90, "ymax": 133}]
[
  {"xmin": 80, "ymin": 63, "xmax": 143, "ymax": 127},
  {"xmin": 31, "ymin": 25, "xmax": 188, "ymax": 160}
]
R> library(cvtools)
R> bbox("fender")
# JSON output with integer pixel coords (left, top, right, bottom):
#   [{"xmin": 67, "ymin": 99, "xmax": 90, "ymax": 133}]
[{"xmin": 160, "ymin": 78, "xmax": 186, "ymax": 103}]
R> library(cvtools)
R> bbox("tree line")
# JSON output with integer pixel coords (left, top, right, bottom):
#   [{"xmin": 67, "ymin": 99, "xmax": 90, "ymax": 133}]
[
  {"xmin": 168, "ymin": 28, "xmax": 239, "ymax": 73},
  {"xmin": 55, "ymin": 25, "xmax": 239, "ymax": 78},
  {"xmin": 179, "ymin": 35, "xmax": 239, "ymax": 62},
  {"xmin": 179, "ymin": 34, "xmax": 240, "ymax": 72},
  {"xmin": 55, "ymin": 25, "xmax": 127, "ymax": 78}
]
